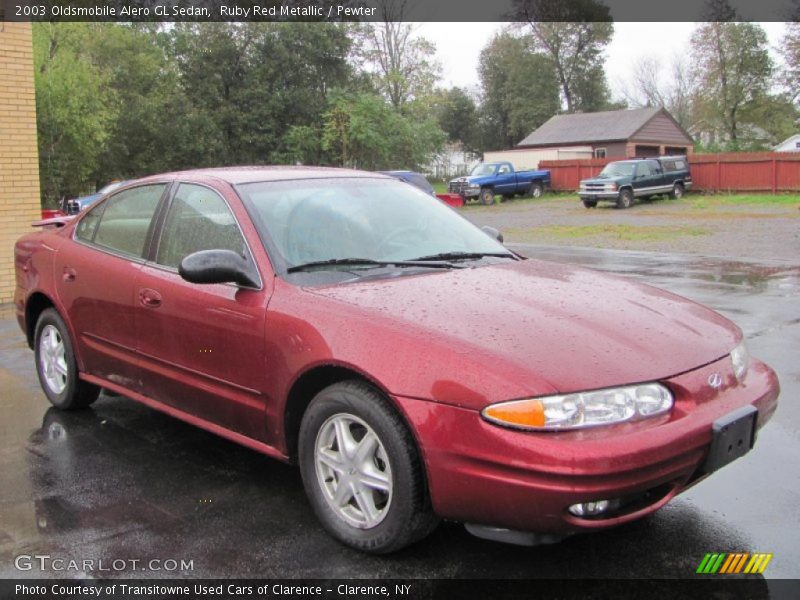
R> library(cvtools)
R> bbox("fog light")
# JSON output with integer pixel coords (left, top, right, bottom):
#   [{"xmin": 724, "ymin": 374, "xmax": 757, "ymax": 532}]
[{"xmin": 568, "ymin": 499, "xmax": 617, "ymax": 517}]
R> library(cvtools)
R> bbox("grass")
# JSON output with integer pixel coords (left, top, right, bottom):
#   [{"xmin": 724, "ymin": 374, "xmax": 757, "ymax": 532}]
[
  {"xmin": 506, "ymin": 224, "xmax": 709, "ymax": 242},
  {"xmin": 685, "ymin": 193, "xmax": 800, "ymax": 208}
]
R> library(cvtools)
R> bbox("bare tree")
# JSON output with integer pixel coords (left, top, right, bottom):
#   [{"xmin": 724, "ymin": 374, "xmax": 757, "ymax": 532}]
[
  {"xmin": 354, "ymin": 0, "xmax": 440, "ymax": 109},
  {"xmin": 779, "ymin": 22, "xmax": 800, "ymax": 105},
  {"xmin": 623, "ymin": 53, "xmax": 698, "ymax": 132}
]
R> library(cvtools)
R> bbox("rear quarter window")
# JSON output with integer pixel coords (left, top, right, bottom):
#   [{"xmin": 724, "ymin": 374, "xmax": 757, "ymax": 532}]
[{"xmin": 662, "ymin": 159, "xmax": 687, "ymax": 171}]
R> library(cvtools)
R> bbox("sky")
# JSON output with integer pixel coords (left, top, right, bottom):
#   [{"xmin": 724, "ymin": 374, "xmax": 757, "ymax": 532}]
[{"xmin": 415, "ymin": 22, "xmax": 790, "ymax": 102}]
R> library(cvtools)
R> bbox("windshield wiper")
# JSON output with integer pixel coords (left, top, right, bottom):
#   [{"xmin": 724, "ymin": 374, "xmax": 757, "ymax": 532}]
[
  {"xmin": 286, "ymin": 257, "xmax": 463, "ymax": 273},
  {"xmin": 409, "ymin": 251, "xmax": 518, "ymax": 262}
]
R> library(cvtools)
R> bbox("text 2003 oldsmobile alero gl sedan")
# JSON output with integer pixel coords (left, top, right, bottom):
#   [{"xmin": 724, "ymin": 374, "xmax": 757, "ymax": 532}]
[{"xmin": 15, "ymin": 167, "xmax": 779, "ymax": 553}]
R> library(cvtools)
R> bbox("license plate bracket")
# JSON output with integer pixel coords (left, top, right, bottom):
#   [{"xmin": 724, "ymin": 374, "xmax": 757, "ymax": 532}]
[{"xmin": 701, "ymin": 405, "xmax": 758, "ymax": 474}]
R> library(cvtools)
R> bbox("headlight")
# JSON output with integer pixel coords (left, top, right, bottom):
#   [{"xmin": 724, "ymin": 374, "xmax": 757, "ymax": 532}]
[
  {"xmin": 481, "ymin": 383, "xmax": 673, "ymax": 431},
  {"xmin": 730, "ymin": 340, "xmax": 749, "ymax": 383},
  {"xmin": 468, "ymin": 184, "xmax": 480, "ymax": 190}
]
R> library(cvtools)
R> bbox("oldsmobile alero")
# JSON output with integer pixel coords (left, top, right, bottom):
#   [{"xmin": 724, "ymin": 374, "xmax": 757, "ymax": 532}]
[{"xmin": 14, "ymin": 167, "xmax": 779, "ymax": 553}]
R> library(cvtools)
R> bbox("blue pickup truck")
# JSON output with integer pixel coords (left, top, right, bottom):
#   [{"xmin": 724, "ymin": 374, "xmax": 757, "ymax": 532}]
[{"xmin": 449, "ymin": 162, "xmax": 551, "ymax": 205}]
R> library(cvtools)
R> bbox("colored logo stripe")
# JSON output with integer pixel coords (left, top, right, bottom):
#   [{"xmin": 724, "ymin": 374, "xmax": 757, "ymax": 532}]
[{"xmin": 697, "ymin": 553, "xmax": 773, "ymax": 574}]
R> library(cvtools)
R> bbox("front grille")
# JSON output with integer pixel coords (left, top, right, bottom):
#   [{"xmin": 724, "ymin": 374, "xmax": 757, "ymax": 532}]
[
  {"xmin": 582, "ymin": 183, "xmax": 608, "ymax": 191},
  {"xmin": 449, "ymin": 181, "xmax": 469, "ymax": 194}
]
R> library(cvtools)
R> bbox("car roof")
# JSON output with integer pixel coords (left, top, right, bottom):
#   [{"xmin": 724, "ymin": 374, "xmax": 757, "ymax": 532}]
[{"xmin": 135, "ymin": 166, "xmax": 388, "ymax": 186}]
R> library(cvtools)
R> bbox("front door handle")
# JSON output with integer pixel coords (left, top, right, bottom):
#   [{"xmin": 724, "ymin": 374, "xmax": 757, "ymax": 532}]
[
  {"xmin": 62, "ymin": 267, "xmax": 77, "ymax": 282},
  {"xmin": 138, "ymin": 288, "xmax": 162, "ymax": 308}
]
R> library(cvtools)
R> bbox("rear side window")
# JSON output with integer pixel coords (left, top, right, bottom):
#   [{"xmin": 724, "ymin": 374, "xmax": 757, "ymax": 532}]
[
  {"xmin": 75, "ymin": 202, "xmax": 104, "ymax": 242},
  {"xmin": 90, "ymin": 184, "xmax": 167, "ymax": 258},
  {"xmin": 156, "ymin": 183, "xmax": 247, "ymax": 269},
  {"xmin": 665, "ymin": 159, "xmax": 686, "ymax": 171}
]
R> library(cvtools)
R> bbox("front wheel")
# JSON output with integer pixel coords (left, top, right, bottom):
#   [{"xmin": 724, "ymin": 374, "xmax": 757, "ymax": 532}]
[
  {"xmin": 670, "ymin": 182, "xmax": 685, "ymax": 199},
  {"xmin": 480, "ymin": 187, "xmax": 495, "ymax": 205},
  {"xmin": 298, "ymin": 380, "xmax": 438, "ymax": 553},
  {"xmin": 529, "ymin": 182, "xmax": 544, "ymax": 198},
  {"xmin": 34, "ymin": 308, "xmax": 100, "ymax": 410},
  {"xmin": 616, "ymin": 188, "xmax": 634, "ymax": 209}
]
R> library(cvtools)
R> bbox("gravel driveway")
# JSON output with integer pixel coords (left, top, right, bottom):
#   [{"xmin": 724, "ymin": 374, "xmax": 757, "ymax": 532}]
[{"xmin": 463, "ymin": 194, "xmax": 800, "ymax": 262}]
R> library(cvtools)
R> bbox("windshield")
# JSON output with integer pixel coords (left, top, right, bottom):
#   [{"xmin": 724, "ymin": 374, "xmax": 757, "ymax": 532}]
[
  {"xmin": 470, "ymin": 164, "xmax": 497, "ymax": 177},
  {"xmin": 598, "ymin": 162, "xmax": 635, "ymax": 178},
  {"xmin": 237, "ymin": 177, "xmax": 509, "ymax": 273}
]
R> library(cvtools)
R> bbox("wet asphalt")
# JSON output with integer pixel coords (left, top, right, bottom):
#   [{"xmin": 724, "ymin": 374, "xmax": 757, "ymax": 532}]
[{"xmin": 0, "ymin": 245, "xmax": 797, "ymax": 581}]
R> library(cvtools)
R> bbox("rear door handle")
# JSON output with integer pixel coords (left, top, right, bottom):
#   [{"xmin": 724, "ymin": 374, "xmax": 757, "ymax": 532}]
[
  {"xmin": 138, "ymin": 288, "xmax": 162, "ymax": 308},
  {"xmin": 63, "ymin": 267, "xmax": 77, "ymax": 282}
]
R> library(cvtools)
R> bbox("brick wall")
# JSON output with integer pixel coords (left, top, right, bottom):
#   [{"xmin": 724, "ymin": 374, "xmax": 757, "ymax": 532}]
[{"xmin": 0, "ymin": 23, "xmax": 41, "ymax": 304}]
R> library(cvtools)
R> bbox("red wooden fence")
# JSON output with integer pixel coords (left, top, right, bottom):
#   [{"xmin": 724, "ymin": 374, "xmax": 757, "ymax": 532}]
[{"xmin": 539, "ymin": 152, "xmax": 800, "ymax": 193}]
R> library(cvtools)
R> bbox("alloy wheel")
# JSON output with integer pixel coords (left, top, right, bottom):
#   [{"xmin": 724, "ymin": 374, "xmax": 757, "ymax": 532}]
[
  {"xmin": 314, "ymin": 413, "xmax": 393, "ymax": 529},
  {"xmin": 39, "ymin": 324, "xmax": 68, "ymax": 395}
]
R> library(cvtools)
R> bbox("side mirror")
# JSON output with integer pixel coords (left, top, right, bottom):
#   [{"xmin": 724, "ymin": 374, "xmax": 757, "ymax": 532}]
[
  {"xmin": 481, "ymin": 225, "xmax": 504, "ymax": 244},
  {"xmin": 179, "ymin": 249, "xmax": 259, "ymax": 288}
]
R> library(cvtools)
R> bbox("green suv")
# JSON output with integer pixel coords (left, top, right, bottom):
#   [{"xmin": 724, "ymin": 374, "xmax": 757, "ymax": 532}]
[{"xmin": 578, "ymin": 156, "xmax": 693, "ymax": 209}]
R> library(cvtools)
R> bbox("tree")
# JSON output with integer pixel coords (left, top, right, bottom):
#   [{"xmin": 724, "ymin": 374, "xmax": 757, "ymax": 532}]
[
  {"xmin": 169, "ymin": 23, "xmax": 354, "ymax": 165},
  {"xmin": 779, "ymin": 22, "xmax": 800, "ymax": 105},
  {"xmin": 512, "ymin": 1, "xmax": 614, "ymax": 112},
  {"xmin": 690, "ymin": 22, "xmax": 773, "ymax": 147},
  {"xmin": 431, "ymin": 87, "xmax": 480, "ymax": 154},
  {"xmin": 322, "ymin": 92, "xmax": 445, "ymax": 170},
  {"xmin": 478, "ymin": 32, "xmax": 560, "ymax": 150},
  {"xmin": 82, "ymin": 24, "xmax": 199, "ymax": 185},
  {"xmin": 33, "ymin": 23, "xmax": 117, "ymax": 205},
  {"xmin": 353, "ymin": 3, "xmax": 440, "ymax": 110}
]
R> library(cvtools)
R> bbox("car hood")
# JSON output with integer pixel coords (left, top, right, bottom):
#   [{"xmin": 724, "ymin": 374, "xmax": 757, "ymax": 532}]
[
  {"xmin": 306, "ymin": 259, "xmax": 739, "ymax": 395},
  {"xmin": 451, "ymin": 175, "xmax": 492, "ymax": 186},
  {"xmin": 580, "ymin": 175, "xmax": 626, "ymax": 185}
]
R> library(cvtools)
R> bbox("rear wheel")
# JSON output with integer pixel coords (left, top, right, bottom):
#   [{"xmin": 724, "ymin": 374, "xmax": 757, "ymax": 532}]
[
  {"xmin": 298, "ymin": 380, "xmax": 438, "ymax": 553},
  {"xmin": 34, "ymin": 309, "xmax": 99, "ymax": 410},
  {"xmin": 529, "ymin": 181, "xmax": 544, "ymax": 198},
  {"xmin": 480, "ymin": 187, "xmax": 495, "ymax": 205},
  {"xmin": 582, "ymin": 199, "xmax": 597, "ymax": 209},
  {"xmin": 670, "ymin": 182, "xmax": 685, "ymax": 199},
  {"xmin": 616, "ymin": 188, "xmax": 634, "ymax": 209}
]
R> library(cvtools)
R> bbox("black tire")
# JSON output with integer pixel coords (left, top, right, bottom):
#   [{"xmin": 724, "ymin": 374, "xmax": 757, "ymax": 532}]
[
  {"xmin": 529, "ymin": 181, "xmax": 544, "ymax": 198},
  {"xmin": 582, "ymin": 199, "xmax": 597, "ymax": 208},
  {"xmin": 670, "ymin": 182, "xmax": 685, "ymax": 199},
  {"xmin": 298, "ymin": 380, "xmax": 438, "ymax": 553},
  {"xmin": 34, "ymin": 308, "xmax": 100, "ymax": 410},
  {"xmin": 479, "ymin": 187, "xmax": 495, "ymax": 205},
  {"xmin": 616, "ymin": 188, "xmax": 634, "ymax": 209}
]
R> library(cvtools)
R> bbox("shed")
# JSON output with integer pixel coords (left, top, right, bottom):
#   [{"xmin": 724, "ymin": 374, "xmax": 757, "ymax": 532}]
[
  {"xmin": 516, "ymin": 107, "xmax": 693, "ymax": 160},
  {"xmin": 774, "ymin": 134, "xmax": 800, "ymax": 152}
]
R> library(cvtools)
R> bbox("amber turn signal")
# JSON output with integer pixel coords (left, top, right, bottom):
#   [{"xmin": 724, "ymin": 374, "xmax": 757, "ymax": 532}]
[{"xmin": 482, "ymin": 399, "xmax": 545, "ymax": 429}]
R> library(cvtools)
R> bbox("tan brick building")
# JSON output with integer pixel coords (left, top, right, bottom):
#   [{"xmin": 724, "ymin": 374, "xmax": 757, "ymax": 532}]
[{"xmin": 0, "ymin": 22, "xmax": 41, "ymax": 304}]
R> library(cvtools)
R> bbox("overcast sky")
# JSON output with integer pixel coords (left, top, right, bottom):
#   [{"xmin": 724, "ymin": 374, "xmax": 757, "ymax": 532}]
[{"xmin": 415, "ymin": 22, "xmax": 789, "ymax": 102}]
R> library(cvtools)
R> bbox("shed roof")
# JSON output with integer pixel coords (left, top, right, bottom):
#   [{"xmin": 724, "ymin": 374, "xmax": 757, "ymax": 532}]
[{"xmin": 517, "ymin": 107, "xmax": 664, "ymax": 147}]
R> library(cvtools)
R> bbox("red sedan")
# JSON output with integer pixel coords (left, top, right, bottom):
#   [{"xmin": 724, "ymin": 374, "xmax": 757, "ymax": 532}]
[{"xmin": 14, "ymin": 167, "xmax": 779, "ymax": 553}]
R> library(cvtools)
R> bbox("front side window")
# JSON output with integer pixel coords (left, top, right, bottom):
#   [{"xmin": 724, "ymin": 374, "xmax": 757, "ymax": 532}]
[
  {"xmin": 90, "ymin": 184, "xmax": 167, "ymax": 258},
  {"xmin": 598, "ymin": 162, "xmax": 635, "ymax": 178},
  {"xmin": 156, "ymin": 183, "xmax": 248, "ymax": 269}
]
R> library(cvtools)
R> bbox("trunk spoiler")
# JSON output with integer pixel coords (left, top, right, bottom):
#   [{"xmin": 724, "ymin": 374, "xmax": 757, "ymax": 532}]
[{"xmin": 32, "ymin": 215, "xmax": 75, "ymax": 228}]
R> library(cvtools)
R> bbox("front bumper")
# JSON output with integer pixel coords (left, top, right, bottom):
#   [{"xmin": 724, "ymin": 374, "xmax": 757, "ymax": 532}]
[
  {"xmin": 579, "ymin": 189, "xmax": 619, "ymax": 200},
  {"xmin": 395, "ymin": 357, "xmax": 779, "ymax": 534}
]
